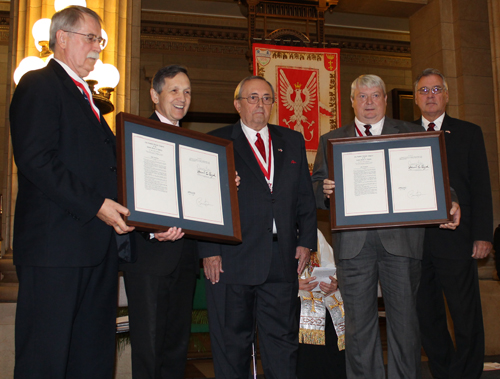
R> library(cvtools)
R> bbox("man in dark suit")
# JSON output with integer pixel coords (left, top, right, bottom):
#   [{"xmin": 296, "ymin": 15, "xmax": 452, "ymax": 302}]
[
  {"xmin": 9, "ymin": 6, "xmax": 134, "ymax": 378},
  {"xmin": 414, "ymin": 68, "xmax": 493, "ymax": 379},
  {"xmin": 311, "ymin": 74, "xmax": 460, "ymax": 379},
  {"xmin": 200, "ymin": 76, "xmax": 317, "ymax": 379},
  {"xmin": 120, "ymin": 65, "xmax": 198, "ymax": 379}
]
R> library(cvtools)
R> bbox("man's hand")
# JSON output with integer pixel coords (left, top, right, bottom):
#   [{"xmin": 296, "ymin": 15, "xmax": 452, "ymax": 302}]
[
  {"xmin": 296, "ymin": 246, "xmax": 311, "ymax": 275},
  {"xmin": 319, "ymin": 276, "xmax": 338, "ymax": 296},
  {"xmin": 439, "ymin": 201, "xmax": 461, "ymax": 230},
  {"xmin": 323, "ymin": 179, "xmax": 335, "ymax": 199},
  {"xmin": 472, "ymin": 240, "xmax": 492, "ymax": 259},
  {"xmin": 97, "ymin": 198, "xmax": 135, "ymax": 234},
  {"xmin": 203, "ymin": 255, "xmax": 223, "ymax": 284},
  {"xmin": 299, "ymin": 276, "xmax": 317, "ymax": 291},
  {"xmin": 235, "ymin": 171, "xmax": 240, "ymax": 189},
  {"xmin": 154, "ymin": 227, "xmax": 184, "ymax": 241}
]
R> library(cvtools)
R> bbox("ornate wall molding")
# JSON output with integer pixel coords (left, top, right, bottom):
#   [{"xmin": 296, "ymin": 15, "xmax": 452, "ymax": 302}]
[
  {"xmin": 141, "ymin": 16, "xmax": 410, "ymax": 57},
  {"xmin": 141, "ymin": 37, "xmax": 248, "ymax": 56},
  {"xmin": 340, "ymin": 53, "xmax": 411, "ymax": 69}
]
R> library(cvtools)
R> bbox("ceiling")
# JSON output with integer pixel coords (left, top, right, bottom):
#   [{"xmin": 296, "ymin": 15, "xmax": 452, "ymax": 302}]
[{"xmin": 142, "ymin": 0, "xmax": 426, "ymax": 32}]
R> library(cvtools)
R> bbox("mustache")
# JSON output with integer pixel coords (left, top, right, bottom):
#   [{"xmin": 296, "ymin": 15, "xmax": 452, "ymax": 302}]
[{"xmin": 86, "ymin": 52, "xmax": 100, "ymax": 60}]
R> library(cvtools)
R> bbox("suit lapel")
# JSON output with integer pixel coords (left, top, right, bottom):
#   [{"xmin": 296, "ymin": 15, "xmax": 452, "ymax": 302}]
[
  {"xmin": 231, "ymin": 122, "xmax": 271, "ymax": 191},
  {"xmin": 50, "ymin": 60, "xmax": 108, "ymax": 135},
  {"xmin": 440, "ymin": 113, "xmax": 454, "ymax": 144},
  {"xmin": 149, "ymin": 112, "xmax": 161, "ymax": 122},
  {"xmin": 381, "ymin": 118, "xmax": 400, "ymax": 135},
  {"xmin": 270, "ymin": 125, "xmax": 285, "ymax": 185},
  {"xmin": 344, "ymin": 122, "xmax": 357, "ymax": 137}
]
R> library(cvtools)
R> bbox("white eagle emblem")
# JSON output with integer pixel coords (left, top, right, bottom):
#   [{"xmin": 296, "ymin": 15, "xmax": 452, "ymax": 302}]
[{"xmin": 280, "ymin": 69, "xmax": 317, "ymax": 141}]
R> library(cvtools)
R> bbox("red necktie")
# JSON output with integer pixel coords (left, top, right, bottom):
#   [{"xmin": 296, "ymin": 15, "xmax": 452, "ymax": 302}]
[
  {"xmin": 427, "ymin": 122, "xmax": 435, "ymax": 131},
  {"xmin": 255, "ymin": 133, "xmax": 266, "ymax": 163},
  {"xmin": 364, "ymin": 124, "xmax": 372, "ymax": 136},
  {"xmin": 72, "ymin": 78, "xmax": 100, "ymax": 121}
]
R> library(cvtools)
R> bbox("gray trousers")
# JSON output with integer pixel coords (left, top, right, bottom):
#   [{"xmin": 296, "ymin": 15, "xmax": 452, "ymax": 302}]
[{"xmin": 337, "ymin": 231, "xmax": 421, "ymax": 379}]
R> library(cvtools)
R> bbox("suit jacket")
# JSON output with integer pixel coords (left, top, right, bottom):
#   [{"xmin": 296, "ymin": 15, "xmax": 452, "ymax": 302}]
[
  {"xmin": 311, "ymin": 117, "xmax": 426, "ymax": 261},
  {"xmin": 120, "ymin": 113, "xmax": 198, "ymax": 276},
  {"xmin": 415, "ymin": 114, "xmax": 493, "ymax": 259},
  {"xmin": 10, "ymin": 59, "xmax": 117, "ymax": 267},
  {"xmin": 198, "ymin": 121, "xmax": 317, "ymax": 285}
]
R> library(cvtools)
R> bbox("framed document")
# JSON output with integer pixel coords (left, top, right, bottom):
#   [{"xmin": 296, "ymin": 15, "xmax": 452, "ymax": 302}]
[
  {"xmin": 328, "ymin": 131, "xmax": 452, "ymax": 231},
  {"xmin": 116, "ymin": 112, "xmax": 241, "ymax": 243}
]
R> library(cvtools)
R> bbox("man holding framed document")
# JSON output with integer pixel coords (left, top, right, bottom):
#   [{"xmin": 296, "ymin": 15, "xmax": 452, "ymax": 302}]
[
  {"xmin": 120, "ymin": 65, "xmax": 198, "ymax": 379},
  {"xmin": 311, "ymin": 74, "xmax": 460, "ymax": 378}
]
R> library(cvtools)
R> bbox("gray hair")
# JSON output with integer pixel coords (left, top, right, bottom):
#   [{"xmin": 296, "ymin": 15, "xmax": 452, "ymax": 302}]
[
  {"xmin": 350, "ymin": 74, "xmax": 386, "ymax": 99},
  {"xmin": 152, "ymin": 65, "xmax": 189, "ymax": 94},
  {"xmin": 234, "ymin": 76, "xmax": 275, "ymax": 101},
  {"xmin": 414, "ymin": 68, "xmax": 449, "ymax": 93},
  {"xmin": 49, "ymin": 6, "xmax": 102, "ymax": 51}
]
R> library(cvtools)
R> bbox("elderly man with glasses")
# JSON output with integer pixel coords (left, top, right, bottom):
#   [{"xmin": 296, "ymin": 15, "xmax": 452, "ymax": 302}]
[
  {"xmin": 10, "ymin": 6, "xmax": 134, "ymax": 378},
  {"xmin": 414, "ymin": 68, "xmax": 493, "ymax": 379},
  {"xmin": 199, "ymin": 75, "xmax": 317, "ymax": 379}
]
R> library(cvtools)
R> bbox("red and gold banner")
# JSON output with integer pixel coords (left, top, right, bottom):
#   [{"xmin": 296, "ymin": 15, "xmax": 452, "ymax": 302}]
[{"xmin": 253, "ymin": 44, "xmax": 341, "ymax": 168}]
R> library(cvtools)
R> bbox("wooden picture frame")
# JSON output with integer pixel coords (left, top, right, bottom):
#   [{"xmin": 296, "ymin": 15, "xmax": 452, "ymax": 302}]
[
  {"xmin": 328, "ymin": 131, "xmax": 452, "ymax": 231},
  {"xmin": 116, "ymin": 112, "xmax": 241, "ymax": 244}
]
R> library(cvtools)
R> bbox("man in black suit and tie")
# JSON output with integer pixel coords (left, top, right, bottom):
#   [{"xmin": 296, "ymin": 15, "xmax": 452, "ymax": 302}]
[
  {"xmin": 9, "ymin": 6, "xmax": 134, "ymax": 378},
  {"xmin": 311, "ymin": 74, "xmax": 460, "ymax": 378},
  {"xmin": 200, "ymin": 76, "xmax": 317, "ymax": 379},
  {"xmin": 120, "ymin": 65, "xmax": 199, "ymax": 379},
  {"xmin": 414, "ymin": 68, "xmax": 493, "ymax": 379}
]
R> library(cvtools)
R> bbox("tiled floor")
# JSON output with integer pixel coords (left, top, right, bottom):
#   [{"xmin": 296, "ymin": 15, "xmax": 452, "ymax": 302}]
[
  {"xmin": 184, "ymin": 356, "xmax": 500, "ymax": 379},
  {"xmin": 184, "ymin": 323, "xmax": 500, "ymax": 379}
]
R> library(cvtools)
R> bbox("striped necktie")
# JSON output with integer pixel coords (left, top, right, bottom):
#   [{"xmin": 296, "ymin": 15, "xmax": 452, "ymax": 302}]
[
  {"xmin": 71, "ymin": 78, "xmax": 100, "ymax": 121},
  {"xmin": 364, "ymin": 124, "xmax": 372, "ymax": 136}
]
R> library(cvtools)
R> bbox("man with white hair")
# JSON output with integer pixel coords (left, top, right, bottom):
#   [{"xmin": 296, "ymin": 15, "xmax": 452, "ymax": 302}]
[
  {"xmin": 10, "ymin": 6, "xmax": 133, "ymax": 378},
  {"xmin": 311, "ymin": 74, "xmax": 460, "ymax": 378}
]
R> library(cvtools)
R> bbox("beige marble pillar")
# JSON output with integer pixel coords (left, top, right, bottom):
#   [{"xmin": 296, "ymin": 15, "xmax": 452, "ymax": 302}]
[
  {"xmin": 86, "ymin": 0, "xmax": 141, "ymax": 131},
  {"xmin": 2, "ymin": 0, "xmax": 141, "ymax": 255},
  {"xmin": 410, "ymin": 0, "xmax": 500, "ymax": 227},
  {"xmin": 488, "ymin": 0, "xmax": 500, "ymax": 202}
]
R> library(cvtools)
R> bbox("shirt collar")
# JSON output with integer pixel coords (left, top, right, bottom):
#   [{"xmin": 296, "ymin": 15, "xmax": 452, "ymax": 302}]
[
  {"xmin": 155, "ymin": 111, "xmax": 179, "ymax": 126},
  {"xmin": 240, "ymin": 120, "xmax": 269, "ymax": 142},
  {"xmin": 422, "ymin": 113, "xmax": 445, "ymax": 131},
  {"xmin": 354, "ymin": 116, "xmax": 385, "ymax": 136},
  {"xmin": 53, "ymin": 58, "xmax": 93, "ymax": 96}
]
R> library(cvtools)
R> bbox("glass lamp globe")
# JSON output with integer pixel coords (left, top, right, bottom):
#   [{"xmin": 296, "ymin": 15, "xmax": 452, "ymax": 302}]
[
  {"xmin": 32, "ymin": 18, "xmax": 51, "ymax": 52},
  {"xmin": 14, "ymin": 56, "xmax": 46, "ymax": 84},
  {"xmin": 94, "ymin": 64, "xmax": 120, "ymax": 91}
]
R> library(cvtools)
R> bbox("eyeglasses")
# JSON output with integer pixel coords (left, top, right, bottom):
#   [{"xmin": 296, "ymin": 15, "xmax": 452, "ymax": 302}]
[
  {"xmin": 417, "ymin": 86, "xmax": 444, "ymax": 95},
  {"xmin": 63, "ymin": 31, "xmax": 106, "ymax": 47},
  {"xmin": 238, "ymin": 95, "xmax": 274, "ymax": 105}
]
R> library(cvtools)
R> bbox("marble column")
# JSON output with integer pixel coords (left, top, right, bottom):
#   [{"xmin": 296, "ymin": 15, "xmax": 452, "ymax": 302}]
[
  {"xmin": 410, "ymin": 0, "xmax": 500, "ymax": 227},
  {"xmin": 488, "ymin": 0, "xmax": 500, "ymax": 197}
]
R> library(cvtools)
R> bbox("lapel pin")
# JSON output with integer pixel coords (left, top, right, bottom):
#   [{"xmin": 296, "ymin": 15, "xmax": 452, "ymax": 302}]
[
  {"xmin": 445, "ymin": 130, "xmax": 451, "ymax": 134},
  {"xmin": 291, "ymin": 160, "xmax": 297, "ymax": 164},
  {"xmin": 278, "ymin": 148, "xmax": 283, "ymax": 152}
]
